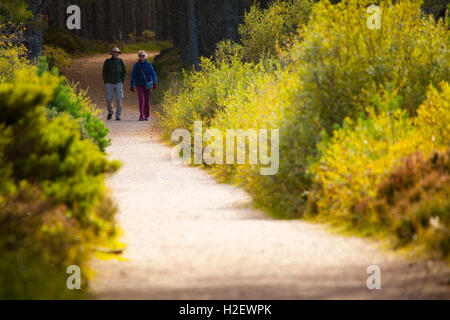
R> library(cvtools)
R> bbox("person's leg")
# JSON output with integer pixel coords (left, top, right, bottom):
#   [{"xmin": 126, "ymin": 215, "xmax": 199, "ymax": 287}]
[
  {"xmin": 144, "ymin": 89, "xmax": 151, "ymax": 120},
  {"xmin": 105, "ymin": 84, "xmax": 114, "ymax": 118},
  {"xmin": 115, "ymin": 83, "xmax": 123, "ymax": 119},
  {"xmin": 137, "ymin": 86, "xmax": 145, "ymax": 120}
]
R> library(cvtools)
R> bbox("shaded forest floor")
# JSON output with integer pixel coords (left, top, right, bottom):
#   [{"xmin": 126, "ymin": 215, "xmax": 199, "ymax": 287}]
[{"xmin": 64, "ymin": 53, "xmax": 450, "ymax": 299}]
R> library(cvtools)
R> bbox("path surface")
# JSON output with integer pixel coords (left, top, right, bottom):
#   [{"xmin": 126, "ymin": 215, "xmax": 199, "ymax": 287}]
[{"xmin": 65, "ymin": 53, "xmax": 449, "ymax": 299}]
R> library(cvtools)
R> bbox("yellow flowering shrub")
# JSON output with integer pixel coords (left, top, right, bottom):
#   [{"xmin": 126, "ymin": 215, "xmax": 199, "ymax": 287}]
[
  {"xmin": 310, "ymin": 82, "xmax": 450, "ymax": 256},
  {"xmin": 415, "ymin": 82, "xmax": 450, "ymax": 151},
  {"xmin": 261, "ymin": 0, "xmax": 449, "ymax": 216},
  {"xmin": 208, "ymin": 63, "xmax": 283, "ymax": 183},
  {"xmin": 284, "ymin": 0, "xmax": 449, "ymax": 119},
  {"xmin": 0, "ymin": 23, "xmax": 32, "ymax": 82},
  {"xmin": 158, "ymin": 56, "xmax": 258, "ymax": 138},
  {"xmin": 238, "ymin": 0, "xmax": 314, "ymax": 62},
  {"xmin": 311, "ymin": 89, "xmax": 417, "ymax": 220}
]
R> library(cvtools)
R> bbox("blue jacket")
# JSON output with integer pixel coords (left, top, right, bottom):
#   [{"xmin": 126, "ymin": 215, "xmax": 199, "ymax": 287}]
[{"xmin": 131, "ymin": 60, "xmax": 157, "ymax": 88}]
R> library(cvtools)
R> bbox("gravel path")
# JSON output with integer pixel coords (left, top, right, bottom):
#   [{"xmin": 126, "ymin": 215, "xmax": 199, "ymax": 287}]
[{"xmin": 65, "ymin": 53, "xmax": 449, "ymax": 300}]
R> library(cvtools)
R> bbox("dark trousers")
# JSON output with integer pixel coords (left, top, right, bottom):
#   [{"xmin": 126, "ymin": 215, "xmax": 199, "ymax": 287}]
[{"xmin": 137, "ymin": 86, "xmax": 151, "ymax": 119}]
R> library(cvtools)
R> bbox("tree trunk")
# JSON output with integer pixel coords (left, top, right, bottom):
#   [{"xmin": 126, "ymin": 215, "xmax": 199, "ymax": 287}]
[
  {"xmin": 26, "ymin": 0, "xmax": 45, "ymax": 61},
  {"xmin": 187, "ymin": 0, "xmax": 199, "ymax": 66},
  {"xmin": 136, "ymin": 0, "xmax": 144, "ymax": 37},
  {"xmin": 104, "ymin": 0, "xmax": 114, "ymax": 42},
  {"xmin": 179, "ymin": 0, "xmax": 189, "ymax": 66},
  {"xmin": 224, "ymin": 0, "xmax": 238, "ymax": 41}
]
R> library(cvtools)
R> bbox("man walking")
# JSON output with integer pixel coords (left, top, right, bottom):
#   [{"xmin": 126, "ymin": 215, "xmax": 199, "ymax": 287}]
[{"xmin": 103, "ymin": 47, "xmax": 127, "ymax": 121}]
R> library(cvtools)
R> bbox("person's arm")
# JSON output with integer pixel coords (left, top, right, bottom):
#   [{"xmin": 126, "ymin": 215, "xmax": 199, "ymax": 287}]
[
  {"xmin": 149, "ymin": 63, "xmax": 157, "ymax": 85},
  {"xmin": 130, "ymin": 64, "xmax": 136, "ymax": 89},
  {"xmin": 121, "ymin": 59, "xmax": 127, "ymax": 83},
  {"xmin": 102, "ymin": 59, "xmax": 108, "ymax": 84}
]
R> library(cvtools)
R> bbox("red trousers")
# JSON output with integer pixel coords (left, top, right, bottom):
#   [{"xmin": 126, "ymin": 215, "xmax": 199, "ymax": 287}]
[{"xmin": 137, "ymin": 86, "xmax": 151, "ymax": 119}]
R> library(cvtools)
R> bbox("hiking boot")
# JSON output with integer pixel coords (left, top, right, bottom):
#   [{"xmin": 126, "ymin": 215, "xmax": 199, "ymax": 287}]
[
  {"xmin": 139, "ymin": 117, "xmax": 144, "ymax": 121},
  {"xmin": 107, "ymin": 114, "xmax": 113, "ymax": 120},
  {"xmin": 116, "ymin": 116, "xmax": 121, "ymax": 121},
  {"xmin": 144, "ymin": 118, "xmax": 149, "ymax": 121}
]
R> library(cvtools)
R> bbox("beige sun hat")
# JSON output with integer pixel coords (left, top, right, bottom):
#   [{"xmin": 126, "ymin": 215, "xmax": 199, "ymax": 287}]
[
  {"xmin": 138, "ymin": 50, "xmax": 147, "ymax": 57},
  {"xmin": 111, "ymin": 47, "xmax": 122, "ymax": 54}
]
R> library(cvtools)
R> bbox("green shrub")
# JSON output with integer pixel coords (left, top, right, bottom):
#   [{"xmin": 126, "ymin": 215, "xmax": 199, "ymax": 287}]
[
  {"xmin": 45, "ymin": 28, "xmax": 110, "ymax": 56},
  {"xmin": 142, "ymin": 30, "xmax": 156, "ymax": 40},
  {"xmin": 0, "ymin": 250, "xmax": 85, "ymax": 300},
  {"xmin": 310, "ymin": 82, "xmax": 450, "ymax": 258},
  {"xmin": 310, "ymin": 88, "xmax": 418, "ymax": 223},
  {"xmin": 0, "ymin": 67, "xmax": 120, "ymax": 228},
  {"xmin": 128, "ymin": 30, "xmax": 157, "ymax": 42},
  {"xmin": 0, "ymin": 1, "xmax": 32, "ymax": 23},
  {"xmin": 0, "ymin": 183, "xmax": 88, "ymax": 294},
  {"xmin": 37, "ymin": 57, "xmax": 111, "ymax": 152},
  {"xmin": 43, "ymin": 45, "xmax": 70, "ymax": 70},
  {"xmin": 121, "ymin": 40, "xmax": 172, "ymax": 54},
  {"xmin": 0, "ymin": 64, "xmax": 120, "ymax": 299}
]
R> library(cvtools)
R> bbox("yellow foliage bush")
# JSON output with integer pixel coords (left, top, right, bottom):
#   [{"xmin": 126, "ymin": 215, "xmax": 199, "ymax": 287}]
[
  {"xmin": 415, "ymin": 82, "xmax": 450, "ymax": 150},
  {"xmin": 0, "ymin": 43, "xmax": 120, "ymax": 298},
  {"xmin": 310, "ymin": 82, "xmax": 450, "ymax": 255},
  {"xmin": 208, "ymin": 63, "xmax": 283, "ymax": 183},
  {"xmin": 158, "ymin": 56, "xmax": 259, "ymax": 138},
  {"xmin": 283, "ymin": 0, "xmax": 449, "ymax": 118},
  {"xmin": 311, "ymin": 88, "xmax": 417, "ymax": 220},
  {"xmin": 238, "ymin": 0, "xmax": 314, "ymax": 62},
  {"xmin": 43, "ymin": 45, "xmax": 70, "ymax": 70},
  {"xmin": 261, "ymin": 0, "xmax": 450, "ymax": 216},
  {"xmin": 0, "ymin": 23, "xmax": 32, "ymax": 82}
]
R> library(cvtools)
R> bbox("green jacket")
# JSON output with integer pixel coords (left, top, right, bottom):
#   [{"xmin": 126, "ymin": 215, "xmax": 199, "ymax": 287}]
[{"xmin": 103, "ymin": 57, "xmax": 127, "ymax": 84}]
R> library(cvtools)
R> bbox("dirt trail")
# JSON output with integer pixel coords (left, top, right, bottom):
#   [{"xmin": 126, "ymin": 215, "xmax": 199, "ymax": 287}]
[{"xmin": 64, "ymin": 53, "xmax": 449, "ymax": 299}]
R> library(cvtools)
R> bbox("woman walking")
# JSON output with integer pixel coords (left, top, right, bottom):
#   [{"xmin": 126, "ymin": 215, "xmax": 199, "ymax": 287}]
[{"xmin": 130, "ymin": 51, "xmax": 157, "ymax": 121}]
